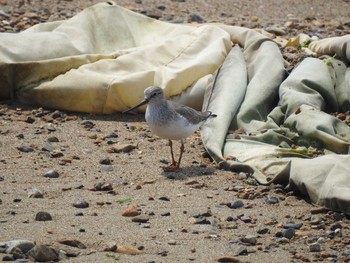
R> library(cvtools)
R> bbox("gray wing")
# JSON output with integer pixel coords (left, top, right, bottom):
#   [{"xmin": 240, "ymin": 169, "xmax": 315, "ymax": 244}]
[{"xmin": 168, "ymin": 101, "xmax": 215, "ymax": 124}]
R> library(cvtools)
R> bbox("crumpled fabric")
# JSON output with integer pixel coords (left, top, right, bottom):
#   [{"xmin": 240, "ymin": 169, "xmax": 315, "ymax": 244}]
[{"xmin": 0, "ymin": 1, "xmax": 349, "ymax": 213}]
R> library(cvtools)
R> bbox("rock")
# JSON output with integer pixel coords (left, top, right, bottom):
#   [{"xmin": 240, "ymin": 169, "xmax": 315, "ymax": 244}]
[
  {"xmin": 159, "ymin": 196, "xmax": 170, "ymax": 201},
  {"xmin": 28, "ymin": 188, "xmax": 44, "ymax": 198},
  {"xmin": 99, "ymin": 157, "xmax": 112, "ymax": 165},
  {"xmin": 131, "ymin": 215, "xmax": 150, "ymax": 223},
  {"xmin": 156, "ymin": 4, "xmax": 166, "ymax": 10},
  {"xmin": 236, "ymin": 246, "xmax": 248, "ymax": 256},
  {"xmin": 168, "ymin": 240, "xmax": 176, "ymax": 245},
  {"xmin": 189, "ymin": 216, "xmax": 211, "ymax": 225},
  {"xmin": 239, "ymin": 215, "xmax": 252, "ymax": 223},
  {"xmin": 121, "ymin": 205, "xmax": 141, "ymax": 217},
  {"xmin": 90, "ymin": 182, "xmax": 113, "ymax": 191},
  {"xmin": 310, "ymin": 207, "xmax": 328, "ymax": 214},
  {"xmin": 17, "ymin": 146, "xmax": 34, "ymax": 152},
  {"xmin": 241, "ymin": 235, "xmax": 257, "ymax": 245},
  {"xmin": 190, "ymin": 12, "xmax": 205, "ymax": 22},
  {"xmin": 282, "ymin": 228, "xmax": 295, "ymax": 239},
  {"xmin": 266, "ymin": 196, "xmax": 279, "ymax": 204},
  {"xmin": 80, "ymin": 120, "xmax": 95, "ymax": 129},
  {"xmin": 26, "ymin": 245, "xmax": 59, "ymax": 262},
  {"xmin": 116, "ymin": 245, "xmax": 143, "ymax": 255},
  {"xmin": 257, "ymin": 228, "xmax": 270, "ymax": 234},
  {"xmin": 309, "ymin": 243, "xmax": 321, "ymax": 252},
  {"xmin": 265, "ymin": 25, "xmax": 286, "ymax": 35},
  {"xmin": 35, "ymin": 211, "xmax": 52, "ymax": 221},
  {"xmin": 107, "ymin": 144, "xmax": 136, "ymax": 153},
  {"xmin": 0, "ymin": 240, "xmax": 35, "ymax": 254},
  {"xmin": 229, "ymin": 199, "xmax": 244, "ymax": 209},
  {"xmin": 47, "ymin": 136, "xmax": 59, "ymax": 142},
  {"xmin": 43, "ymin": 170, "xmax": 59, "ymax": 178},
  {"xmin": 217, "ymin": 256, "xmax": 241, "ymax": 262},
  {"xmin": 283, "ymin": 223, "xmax": 303, "ymax": 229},
  {"xmin": 73, "ymin": 200, "xmax": 89, "ymax": 209},
  {"xmin": 58, "ymin": 239, "xmax": 86, "ymax": 249}
]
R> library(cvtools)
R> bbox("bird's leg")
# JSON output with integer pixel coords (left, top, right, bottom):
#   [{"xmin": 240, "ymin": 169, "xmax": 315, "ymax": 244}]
[
  {"xmin": 176, "ymin": 140, "xmax": 185, "ymax": 168},
  {"xmin": 168, "ymin": 139, "xmax": 177, "ymax": 167}
]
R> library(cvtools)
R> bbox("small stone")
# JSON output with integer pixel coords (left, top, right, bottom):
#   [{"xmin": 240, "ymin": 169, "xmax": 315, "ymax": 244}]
[
  {"xmin": 217, "ymin": 256, "xmax": 241, "ymax": 262},
  {"xmin": 35, "ymin": 211, "xmax": 52, "ymax": 221},
  {"xmin": 131, "ymin": 215, "xmax": 150, "ymax": 223},
  {"xmin": 238, "ymin": 172, "xmax": 248, "ymax": 179},
  {"xmin": 241, "ymin": 235, "xmax": 257, "ymax": 245},
  {"xmin": 257, "ymin": 228, "xmax": 270, "ymax": 234},
  {"xmin": 229, "ymin": 199, "xmax": 244, "ymax": 209},
  {"xmin": 161, "ymin": 212, "xmax": 171, "ymax": 216},
  {"xmin": 283, "ymin": 223, "xmax": 303, "ymax": 229},
  {"xmin": 265, "ymin": 25, "xmax": 286, "ymax": 35},
  {"xmin": 99, "ymin": 158, "xmax": 111, "ymax": 165},
  {"xmin": 116, "ymin": 245, "xmax": 143, "ymax": 255},
  {"xmin": 168, "ymin": 240, "xmax": 176, "ymax": 245},
  {"xmin": 107, "ymin": 144, "xmax": 136, "ymax": 153},
  {"xmin": 159, "ymin": 196, "xmax": 170, "ymax": 201},
  {"xmin": 17, "ymin": 146, "xmax": 34, "ymax": 152},
  {"xmin": 330, "ymin": 222, "xmax": 342, "ymax": 231},
  {"xmin": 266, "ymin": 196, "xmax": 279, "ymax": 204},
  {"xmin": 310, "ymin": 207, "xmax": 328, "ymax": 214},
  {"xmin": 236, "ymin": 246, "xmax": 248, "ymax": 256},
  {"xmin": 282, "ymin": 228, "xmax": 295, "ymax": 239},
  {"xmin": 28, "ymin": 189, "xmax": 44, "ymax": 198},
  {"xmin": 309, "ymin": 243, "xmax": 321, "ymax": 252},
  {"xmin": 47, "ymin": 136, "xmax": 59, "ymax": 142},
  {"xmin": 26, "ymin": 245, "xmax": 59, "ymax": 262},
  {"xmin": 189, "ymin": 216, "xmax": 211, "ymax": 225},
  {"xmin": 73, "ymin": 200, "xmax": 89, "ymax": 209},
  {"xmin": 122, "ymin": 206, "xmax": 141, "ymax": 217},
  {"xmin": 43, "ymin": 170, "xmax": 59, "ymax": 178},
  {"xmin": 190, "ymin": 12, "xmax": 205, "ymax": 22},
  {"xmin": 156, "ymin": 4, "xmax": 166, "ymax": 10},
  {"xmin": 57, "ymin": 239, "xmax": 86, "ymax": 249},
  {"xmin": 239, "ymin": 215, "xmax": 252, "ymax": 223}
]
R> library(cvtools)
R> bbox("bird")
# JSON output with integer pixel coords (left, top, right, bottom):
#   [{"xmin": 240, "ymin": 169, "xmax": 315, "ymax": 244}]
[{"xmin": 123, "ymin": 86, "xmax": 217, "ymax": 170}]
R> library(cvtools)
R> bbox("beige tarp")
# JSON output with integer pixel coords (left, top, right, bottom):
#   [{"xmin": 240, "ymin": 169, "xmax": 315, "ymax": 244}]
[{"xmin": 0, "ymin": 2, "xmax": 349, "ymax": 213}]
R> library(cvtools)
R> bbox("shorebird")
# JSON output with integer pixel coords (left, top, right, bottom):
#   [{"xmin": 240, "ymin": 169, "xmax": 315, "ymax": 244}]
[{"xmin": 123, "ymin": 86, "xmax": 217, "ymax": 170}]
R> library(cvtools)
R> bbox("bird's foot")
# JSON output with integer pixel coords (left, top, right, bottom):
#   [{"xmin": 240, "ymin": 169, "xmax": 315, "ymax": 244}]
[{"xmin": 162, "ymin": 162, "xmax": 180, "ymax": 172}]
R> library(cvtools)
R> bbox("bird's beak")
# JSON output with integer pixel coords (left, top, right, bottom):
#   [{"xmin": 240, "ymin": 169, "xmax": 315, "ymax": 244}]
[{"xmin": 123, "ymin": 99, "xmax": 149, "ymax": 113}]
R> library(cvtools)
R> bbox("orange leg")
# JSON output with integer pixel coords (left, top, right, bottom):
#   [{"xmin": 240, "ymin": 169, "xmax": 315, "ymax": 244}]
[
  {"xmin": 168, "ymin": 139, "xmax": 177, "ymax": 167},
  {"xmin": 176, "ymin": 140, "xmax": 185, "ymax": 168}
]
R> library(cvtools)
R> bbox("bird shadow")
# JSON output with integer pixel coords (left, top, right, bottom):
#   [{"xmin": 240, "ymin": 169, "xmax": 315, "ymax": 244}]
[{"xmin": 161, "ymin": 165, "xmax": 217, "ymax": 180}]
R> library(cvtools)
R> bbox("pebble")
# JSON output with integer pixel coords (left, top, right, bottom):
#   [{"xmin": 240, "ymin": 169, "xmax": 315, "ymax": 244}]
[
  {"xmin": 43, "ymin": 170, "xmax": 59, "ymax": 178},
  {"xmin": 121, "ymin": 205, "xmax": 141, "ymax": 217},
  {"xmin": 116, "ymin": 245, "xmax": 143, "ymax": 255},
  {"xmin": 17, "ymin": 146, "xmax": 34, "ymax": 152},
  {"xmin": 73, "ymin": 200, "xmax": 89, "ymax": 209},
  {"xmin": 266, "ymin": 196, "xmax": 279, "ymax": 204},
  {"xmin": 35, "ymin": 211, "xmax": 52, "ymax": 221},
  {"xmin": 99, "ymin": 157, "xmax": 112, "ymax": 165},
  {"xmin": 107, "ymin": 144, "xmax": 136, "ymax": 153},
  {"xmin": 283, "ymin": 222, "xmax": 303, "ymax": 229},
  {"xmin": 229, "ymin": 199, "xmax": 244, "ymax": 209},
  {"xmin": 27, "ymin": 188, "xmax": 43, "ymax": 198},
  {"xmin": 131, "ymin": 215, "xmax": 150, "ymax": 223},
  {"xmin": 241, "ymin": 235, "xmax": 257, "ymax": 245},
  {"xmin": 239, "ymin": 215, "xmax": 252, "ymax": 223},
  {"xmin": 281, "ymin": 228, "xmax": 295, "ymax": 239},
  {"xmin": 217, "ymin": 256, "xmax": 241, "ymax": 262},
  {"xmin": 159, "ymin": 196, "xmax": 170, "ymax": 201},
  {"xmin": 236, "ymin": 245, "xmax": 248, "ymax": 256},
  {"xmin": 168, "ymin": 240, "xmax": 176, "ymax": 245},
  {"xmin": 190, "ymin": 12, "xmax": 205, "ymax": 22},
  {"xmin": 58, "ymin": 239, "xmax": 86, "ymax": 249},
  {"xmin": 26, "ymin": 245, "xmax": 59, "ymax": 262},
  {"xmin": 189, "ymin": 216, "xmax": 211, "ymax": 225},
  {"xmin": 309, "ymin": 243, "xmax": 321, "ymax": 252}
]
